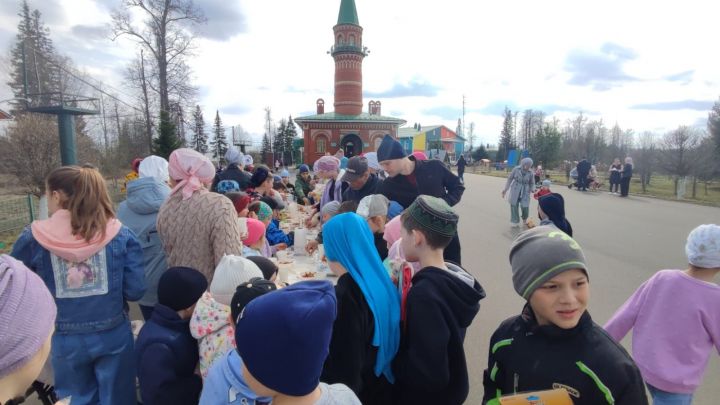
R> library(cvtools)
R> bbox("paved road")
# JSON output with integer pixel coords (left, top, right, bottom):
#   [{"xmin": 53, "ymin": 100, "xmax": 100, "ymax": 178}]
[{"xmin": 458, "ymin": 172, "xmax": 720, "ymax": 404}]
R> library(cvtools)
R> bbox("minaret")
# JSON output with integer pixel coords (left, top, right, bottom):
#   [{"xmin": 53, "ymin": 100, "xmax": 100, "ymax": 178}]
[{"xmin": 331, "ymin": 0, "xmax": 367, "ymax": 116}]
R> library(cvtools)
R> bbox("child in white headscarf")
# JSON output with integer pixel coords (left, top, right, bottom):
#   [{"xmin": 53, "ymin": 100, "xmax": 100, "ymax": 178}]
[{"xmin": 605, "ymin": 224, "xmax": 720, "ymax": 404}]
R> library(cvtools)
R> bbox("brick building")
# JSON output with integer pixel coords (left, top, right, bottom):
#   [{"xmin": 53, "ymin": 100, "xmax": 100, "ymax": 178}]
[{"xmin": 294, "ymin": 0, "xmax": 405, "ymax": 165}]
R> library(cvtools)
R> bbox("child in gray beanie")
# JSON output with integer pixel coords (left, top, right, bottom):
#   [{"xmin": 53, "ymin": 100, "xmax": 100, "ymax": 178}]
[{"xmin": 483, "ymin": 226, "xmax": 648, "ymax": 405}]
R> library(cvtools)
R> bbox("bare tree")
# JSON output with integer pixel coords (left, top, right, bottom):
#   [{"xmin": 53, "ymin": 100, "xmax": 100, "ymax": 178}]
[
  {"xmin": 111, "ymin": 0, "xmax": 205, "ymax": 116},
  {"xmin": 634, "ymin": 131, "xmax": 657, "ymax": 192},
  {"xmin": 660, "ymin": 126, "xmax": 701, "ymax": 195}
]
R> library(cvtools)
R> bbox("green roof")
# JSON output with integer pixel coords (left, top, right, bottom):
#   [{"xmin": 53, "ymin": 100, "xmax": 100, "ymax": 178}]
[
  {"xmin": 294, "ymin": 111, "xmax": 405, "ymax": 124},
  {"xmin": 337, "ymin": 0, "xmax": 359, "ymax": 25}
]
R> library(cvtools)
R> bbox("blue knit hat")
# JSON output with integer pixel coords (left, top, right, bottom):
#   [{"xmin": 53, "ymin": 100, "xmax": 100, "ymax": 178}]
[
  {"xmin": 377, "ymin": 135, "xmax": 405, "ymax": 162},
  {"xmin": 158, "ymin": 267, "xmax": 208, "ymax": 311},
  {"xmin": 298, "ymin": 164, "xmax": 310, "ymax": 173},
  {"xmin": 539, "ymin": 193, "xmax": 573, "ymax": 237},
  {"xmin": 235, "ymin": 281, "xmax": 337, "ymax": 396}
]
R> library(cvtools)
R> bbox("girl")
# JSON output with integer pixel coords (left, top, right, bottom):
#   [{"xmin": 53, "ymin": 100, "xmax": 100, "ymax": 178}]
[
  {"xmin": 501, "ymin": 157, "xmax": 536, "ymax": 228},
  {"xmin": 321, "ymin": 213, "xmax": 400, "ymax": 405},
  {"xmin": 12, "ymin": 165, "xmax": 146, "ymax": 405},
  {"xmin": 608, "ymin": 158, "xmax": 622, "ymax": 194}
]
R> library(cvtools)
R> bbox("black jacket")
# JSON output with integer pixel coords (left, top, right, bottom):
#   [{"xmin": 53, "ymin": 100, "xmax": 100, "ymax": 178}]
[
  {"xmin": 322, "ymin": 274, "xmax": 393, "ymax": 405},
  {"xmin": 343, "ymin": 173, "xmax": 383, "ymax": 203},
  {"xmin": 621, "ymin": 163, "xmax": 633, "ymax": 179},
  {"xmin": 577, "ymin": 160, "xmax": 591, "ymax": 177},
  {"xmin": 483, "ymin": 305, "xmax": 648, "ymax": 405},
  {"xmin": 393, "ymin": 265, "xmax": 486, "ymax": 405},
  {"xmin": 135, "ymin": 304, "xmax": 202, "ymax": 405},
  {"xmin": 457, "ymin": 156, "xmax": 467, "ymax": 170},
  {"xmin": 378, "ymin": 157, "xmax": 465, "ymax": 209},
  {"xmin": 211, "ymin": 164, "xmax": 252, "ymax": 192},
  {"xmin": 374, "ymin": 232, "xmax": 389, "ymax": 261}
]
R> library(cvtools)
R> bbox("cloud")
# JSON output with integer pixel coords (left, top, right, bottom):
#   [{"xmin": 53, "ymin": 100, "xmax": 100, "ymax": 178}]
[
  {"xmin": 475, "ymin": 100, "xmax": 518, "ymax": 115},
  {"xmin": 693, "ymin": 117, "xmax": 708, "ymax": 128},
  {"xmin": 422, "ymin": 106, "xmax": 460, "ymax": 120},
  {"xmin": 630, "ymin": 100, "xmax": 713, "ymax": 111},
  {"xmin": 0, "ymin": 0, "xmax": 65, "ymax": 24},
  {"xmin": 366, "ymin": 80, "xmax": 441, "ymax": 98},
  {"xmin": 71, "ymin": 24, "xmax": 109, "ymax": 40},
  {"xmin": 664, "ymin": 70, "xmax": 693, "ymax": 84},
  {"xmin": 195, "ymin": 0, "xmax": 247, "ymax": 41},
  {"xmin": 565, "ymin": 42, "xmax": 639, "ymax": 91},
  {"xmin": 221, "ymin": 104, "xmax": 251, "ymax": 115}
]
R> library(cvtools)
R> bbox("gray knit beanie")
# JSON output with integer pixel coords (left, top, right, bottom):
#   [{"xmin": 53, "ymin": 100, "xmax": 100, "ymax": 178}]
[{"xmin": 509, "ymin": 225, "xmax": 588, "ymax": 299}]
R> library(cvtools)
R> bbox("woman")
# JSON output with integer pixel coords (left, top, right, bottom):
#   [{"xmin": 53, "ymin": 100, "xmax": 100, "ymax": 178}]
[
  {"xmin": 609, "ymin": 158, "xmax": 622, "ymax": 194},
  {"xmin": 157, "ymin": 148, "xmax": 243, "ymax": 283},
  {"xmin": 12, "ymin": 165, "xmax": 145, "ymax": 405},
  {"xmin": 321, "ymin": 213, "xmax": 401, "ymax": 405},
  {"xmin": 620, "ymin": 157, "xmax": 634, "ymax": 197},
  {"xmin": 117, "ymin": 155, "xmax": 171, "ymax": 320},
  {"xmin": 248, "ymin": 165, "xmax": 284, "ymax": 204},
  {"xmin": 501, "ymin": 157, "xmax": 536, "ymax": 227}
]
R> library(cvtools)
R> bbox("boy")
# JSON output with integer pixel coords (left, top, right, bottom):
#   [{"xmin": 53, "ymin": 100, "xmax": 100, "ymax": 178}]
[
  {"xmin": 235, "ymin": 281, "xmax": 361, "ymax": 404},
  {"xmin": 136, "ymin": 267, "xmax": 208, "ymax": 405},
  {"xmin": 356, "ymin": 194, "xmax": 390, "ymax": 260},
  {"xmin": 394, "ymin": 196, "xmax": 486, "ymax": 405},
  {"xmin": 533, "ymin": 179, "xmax": 552, "ymax": 200},
  {"xmin": 483, "ymin": 226, "xmax": 647, "ymax": 405},
  {"xmin": 199, "ymin": 278, "xmax": 277, "ymax": 405},
  {"xmin": 294, "ymin": 165, "xmax": 314, "ymax": 205},
  {"xmin": 605, "ymin": 224, "xmax": 720, "ymax": 404}
]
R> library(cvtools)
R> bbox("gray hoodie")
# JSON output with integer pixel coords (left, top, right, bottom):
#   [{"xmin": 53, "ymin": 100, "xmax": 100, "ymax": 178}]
[{"xmin": 117, "ymin": 176, "xmax": 170, "ymax": 307}]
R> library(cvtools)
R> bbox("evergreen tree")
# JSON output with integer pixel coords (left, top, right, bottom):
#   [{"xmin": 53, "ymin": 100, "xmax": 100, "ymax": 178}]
[
  {"xmin": 497, "ymin": 106, "xmax": 515, "ymax": 161},
  {"xmin": 210, "ymin": 110, "xmax": 228, "ymax": 161},
  {"xmin": 472, "ymin": 144, "xmax": 489, "ymax": 161},
  {"xmin": 709, "ymin": 97, "xmax": 720, "ymax": 153},
  {"xmin": 285, "ymin": 115, "xmax": 298, "ymax": 164},
  {"xmin": 529, "ymin": 124, "xmax": 562, "ymax": 167},
  {"xmin": 152, "ymin": 110, "xmax": 182, "ymax": 159},
  {"xmin": 191, "ymin": 105, "xmax": 208, "ymax": 153},
  {"xmin": 8, "ymin": 1, "xmax": 60, "ymax": 112},
  {"xmin": 261, "ymin": 132, "xmax": 272, "ymax": 157},
  {"xmin": 274, "ymin": 118, "xmax": 286, "ymax": 159}
]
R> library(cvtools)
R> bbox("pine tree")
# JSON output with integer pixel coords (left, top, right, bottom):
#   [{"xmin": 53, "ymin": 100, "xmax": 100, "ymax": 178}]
[
  {"xmin": 274, "ymin": 118, "xmax": 286, "ymax": 159},
  {"xmin": 210, "ymin": 110, "xmax": 228, "ymax": 161},
  {"xmin": 285, "ymin": 115, "xmax": 298, "ymax": 165},
  {"xmin": 7, "ymin": 1, "xmax": 60, "ymax": 112},
  {"xmin": 153, "ymin": 110, "xmax": 182, "ymax": 159},
  {"xmin": 191, "ymin": 105, "xmax": 208, "ymax": 153},
  {"xmin": 261, "ymin": 132, "xmax": 272, "ymax": 157},
  {"xmin": 497, "ymin": 106, "xmax": 515, "ymax": 161},
  {"xmin": 709, "ymin": 97, "xmax": 720, "ymax": 153}
]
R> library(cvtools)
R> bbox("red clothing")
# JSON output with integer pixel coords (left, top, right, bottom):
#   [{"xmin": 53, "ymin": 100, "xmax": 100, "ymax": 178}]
[{"xmin": 533, "ymin": 188, "xmax": 552, "ymax": 200}]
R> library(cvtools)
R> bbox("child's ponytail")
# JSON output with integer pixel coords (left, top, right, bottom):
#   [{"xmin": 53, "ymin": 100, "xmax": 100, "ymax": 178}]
[{"xmin": 46, "ymin": 165, "xmax": 115, "ymax": 242}]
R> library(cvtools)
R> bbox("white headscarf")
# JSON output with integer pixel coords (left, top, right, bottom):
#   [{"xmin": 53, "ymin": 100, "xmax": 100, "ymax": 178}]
[
  {"xmin": 138, "ymin": 155, "xmax": 169, "ymax": 183},
  {"xmin": 225, "ymin": 147, "xmax": 244, "ymax": 166},
  {"xmin": 364, "ymin": 152, "xmax": 380, "ymax": 170},
  {"xmin": 243, "ymin": 154, "xmax": 254, "ymax": 166},
  {"xmin": 685, "ymin": 224, "xmax": 720, "ymax": 269}
]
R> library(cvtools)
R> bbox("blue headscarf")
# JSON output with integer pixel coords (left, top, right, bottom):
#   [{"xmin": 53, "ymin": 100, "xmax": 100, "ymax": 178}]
[{"xmin": 323, "ymin": 213, "xmax": 401, "ymax": 382}]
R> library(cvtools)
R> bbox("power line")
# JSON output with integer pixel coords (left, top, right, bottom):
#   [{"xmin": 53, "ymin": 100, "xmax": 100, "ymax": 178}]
[{"xmin": 22, "ymin": 42, "xmax": 145, "ymax": 115}]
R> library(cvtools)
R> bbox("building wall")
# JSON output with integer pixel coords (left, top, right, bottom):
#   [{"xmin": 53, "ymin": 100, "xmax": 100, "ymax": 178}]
[{"xmin": 301, "ymin": 123, "xmax": 398, "ymax": 164}]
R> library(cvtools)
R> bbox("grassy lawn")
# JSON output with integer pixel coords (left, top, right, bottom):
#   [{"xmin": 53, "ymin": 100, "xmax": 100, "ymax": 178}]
[
  {"xmin": 467, "ymin": 167, "xmax": 720, "ymax": 206},
  {"xmin": 0, "ymin": 229, "xmax": 21, "ymax": 254}
]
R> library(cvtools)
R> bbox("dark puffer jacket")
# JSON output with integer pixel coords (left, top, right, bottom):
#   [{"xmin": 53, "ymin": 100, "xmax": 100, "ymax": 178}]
[{"xmin": 483, "ymin": 305, "xmax": 648, "ymax": 405}]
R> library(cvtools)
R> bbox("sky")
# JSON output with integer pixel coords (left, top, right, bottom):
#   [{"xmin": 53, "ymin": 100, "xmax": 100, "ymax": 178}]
[{"xmin": 0, "ymin": 0, "xmax": 718, "ymax": 148}]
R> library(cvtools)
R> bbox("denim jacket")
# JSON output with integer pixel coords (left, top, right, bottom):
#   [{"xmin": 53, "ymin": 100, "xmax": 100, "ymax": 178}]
[{"xmin": 11, "ymin": 226, "xmax": 146, "ymax": 334}]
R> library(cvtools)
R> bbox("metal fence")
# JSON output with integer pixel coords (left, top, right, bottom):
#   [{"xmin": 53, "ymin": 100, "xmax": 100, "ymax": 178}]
[{"xmin": 0, "ymin": 195, "xmax": 39, "ymax": 233}]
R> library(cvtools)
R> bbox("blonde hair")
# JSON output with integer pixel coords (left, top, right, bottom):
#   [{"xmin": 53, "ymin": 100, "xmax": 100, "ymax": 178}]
[{"xmin": 46, "ymin": 165, "xmax": 115, "ymax": 242}]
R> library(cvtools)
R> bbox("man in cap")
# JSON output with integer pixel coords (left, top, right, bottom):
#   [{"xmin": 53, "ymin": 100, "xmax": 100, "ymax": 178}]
[
  {"xmin": 341, "ymin": 156, "xmax": 383, "ymax": 203},
  {"xmin": 376, "ymin": 135, "xmax": 465, "ymax": 264},
  {"xmin": 212, "ymin": 146, "xmax": 252, "ymax": 192}
]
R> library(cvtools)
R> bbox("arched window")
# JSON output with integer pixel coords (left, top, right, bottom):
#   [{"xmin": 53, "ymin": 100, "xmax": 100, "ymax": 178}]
[
  {"xmin": 316, "ymin": 135, "xmax": 328, "ymax": 153},
  {"xmin": 373, "ymin": 136, "xmax": 383, "ymax": 151},
  {"xmin": 337, "ymin": 34, "xmax": 344, "ymax": 45},
  {"xmin": 349, "ymin": 34, "xmax": 356, "ymax": 45}
]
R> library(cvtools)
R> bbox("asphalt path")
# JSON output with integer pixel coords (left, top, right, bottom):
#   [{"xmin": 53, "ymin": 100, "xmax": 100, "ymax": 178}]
[{"xmin": 458, "ymin": 172, "xmax": 720, "ymax": 404}]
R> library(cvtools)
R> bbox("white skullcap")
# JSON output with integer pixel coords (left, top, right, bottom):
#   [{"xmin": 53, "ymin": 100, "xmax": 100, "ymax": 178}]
[
  {"xmin": 139, "ymin": 155, "xmax": 169, "ymax": 183},
  {"xmin": 243, "ymin": 154, "xmax": 254, "ymax": 166},
  {"xmin": 685, "ymin": 224, "xmax": 720, "ymax": 269}
]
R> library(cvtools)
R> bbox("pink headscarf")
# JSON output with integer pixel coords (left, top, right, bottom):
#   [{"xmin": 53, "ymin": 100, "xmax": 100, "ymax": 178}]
[
  {"xmin": 383, "ymin": 216, "xmax": 402, "ymax": 247},
  {"xmin": 168, "ymin": 148, "xmax": 216, "ymax": 200},
  {"xmin": 411, "ymin": 151, "xmax": 428, "ymax": 161},
  {"xmin": 314, "ymin": 156, "xmax": 340, "ymax": 173}
]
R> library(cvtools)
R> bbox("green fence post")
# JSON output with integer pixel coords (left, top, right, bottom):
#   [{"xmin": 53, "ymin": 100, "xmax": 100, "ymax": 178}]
[{"xmin": 27, "ymin": 194, "xmax": 35, "ymax": 222}]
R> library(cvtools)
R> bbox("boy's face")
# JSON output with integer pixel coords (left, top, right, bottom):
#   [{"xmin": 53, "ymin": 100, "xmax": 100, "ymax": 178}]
[
  {"xmin": 400, "ymin": 225, "xmax": 420, "ymax": 262},
  {"xmin": 380, "ymin": 158, "xmax": 404, "ymax": 177},
  {"xmin": 528, "ymin": 268, "xmax": 589, "ymax": 329}
]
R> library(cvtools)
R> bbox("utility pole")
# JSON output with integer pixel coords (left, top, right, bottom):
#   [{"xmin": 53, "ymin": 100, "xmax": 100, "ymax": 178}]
[
  {"xmin": 99, "ymin": 91, "xmax": 109, "ymax": 155},
  {"xmin": 140, "ymin": 50, "xmax": 153, "ymax": 153}
]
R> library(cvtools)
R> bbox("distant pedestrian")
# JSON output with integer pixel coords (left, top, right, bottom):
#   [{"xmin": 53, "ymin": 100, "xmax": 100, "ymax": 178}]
[
  {"xmin": 609, "ymin": 158, "xmax": 622, "ymax": 194},
  {"xmin": 576, "ymin": 157, "xmax": 591, "ymax": 191},
  {"xmin": 501, "ymin": 157, "xmax": 535, "ymax": 228},
  {"xmin": 620, "ymin": 157, "xmax": 633, "ymax": 197},
  {"xmin": 457, "ymin": 154, "xmax": 467, "ymax": 182}
]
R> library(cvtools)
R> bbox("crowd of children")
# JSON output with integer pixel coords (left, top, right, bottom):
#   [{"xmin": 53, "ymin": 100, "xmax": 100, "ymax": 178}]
[{"xmin": 1, "ymin": 142, "xmax": 718, "ymax": 405}]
